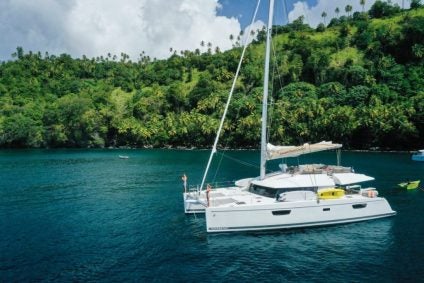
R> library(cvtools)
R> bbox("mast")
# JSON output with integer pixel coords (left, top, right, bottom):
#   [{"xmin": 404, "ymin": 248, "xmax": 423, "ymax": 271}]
[{"xmin": 260, "ymin": 0, "xmax": 274, "ymax": 180}]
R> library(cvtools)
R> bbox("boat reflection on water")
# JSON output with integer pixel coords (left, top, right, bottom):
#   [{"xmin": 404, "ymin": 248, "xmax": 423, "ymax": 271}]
[{"xmin": 204, "ymin": 219, "xmax": 394, "ymax": 282}]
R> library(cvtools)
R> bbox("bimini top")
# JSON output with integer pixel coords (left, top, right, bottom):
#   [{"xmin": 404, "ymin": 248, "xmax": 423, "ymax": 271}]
[
  {"xmin": 332, "ymin": 173, "xmax": 374, "ymax": 185},
  {"xmin": 267, "ymin": 141, "xmax": 342, "ymax": 160},
  {"xmin": 252, "ymin": 173, "xmax": 335, "ymax": 189}
]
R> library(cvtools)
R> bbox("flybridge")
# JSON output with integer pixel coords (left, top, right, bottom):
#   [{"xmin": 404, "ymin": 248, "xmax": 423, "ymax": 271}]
[{"xmin": 266, "ymin": 141, "xmax": 343, "ymax": 160}]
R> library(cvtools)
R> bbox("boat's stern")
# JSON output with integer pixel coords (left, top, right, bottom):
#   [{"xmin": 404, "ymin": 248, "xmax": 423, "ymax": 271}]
[{"xmin": 183, "ymin": 192, "xmax": 206, "ymax": 214}]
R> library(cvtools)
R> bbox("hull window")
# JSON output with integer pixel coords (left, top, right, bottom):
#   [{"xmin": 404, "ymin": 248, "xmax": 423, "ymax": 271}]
[
  {"xmin": 323, "ymin": 208, "xmax": 330, "ymax": 211},
  {"xmin": 352, "ymin": 203, "xmax": 367, "ymax": 209},
  {"xmin": 272, "ymin": 210, "xmax": 291, "ymax": 216}
]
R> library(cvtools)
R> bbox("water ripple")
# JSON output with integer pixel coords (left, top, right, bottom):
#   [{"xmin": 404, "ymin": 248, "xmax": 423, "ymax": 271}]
[{"xmin": 0, "ymin": 149, "xmax": 423, "ymax": 282}]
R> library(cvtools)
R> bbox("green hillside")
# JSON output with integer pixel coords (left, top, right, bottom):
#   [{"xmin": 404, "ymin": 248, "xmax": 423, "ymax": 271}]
[{"xmin": 0, "ymin": 2, "xmax": 423, "ymax": 150}]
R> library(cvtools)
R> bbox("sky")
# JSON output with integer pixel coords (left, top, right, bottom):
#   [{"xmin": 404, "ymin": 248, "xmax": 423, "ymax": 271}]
[{"xmin": 0, "ymin": 0, "xmax": 408, "ymax": 62}]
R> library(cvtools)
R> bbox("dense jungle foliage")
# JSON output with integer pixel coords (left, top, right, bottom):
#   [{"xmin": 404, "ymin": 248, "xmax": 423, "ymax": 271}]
[{"xmin": 0, "ymin": 2, "xmax": 423, "ymax": 150}]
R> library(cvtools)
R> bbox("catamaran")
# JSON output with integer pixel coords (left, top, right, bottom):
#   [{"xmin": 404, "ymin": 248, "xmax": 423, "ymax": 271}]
[{"xmin": 183, "ymin": 0, "xmax": 396, "ymax": 232}]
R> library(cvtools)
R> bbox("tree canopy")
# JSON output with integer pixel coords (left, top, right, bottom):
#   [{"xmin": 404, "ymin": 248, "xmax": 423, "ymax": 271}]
[{"xmin": 0, "ymin": 4, "xmax": 423, "ymax": 150}]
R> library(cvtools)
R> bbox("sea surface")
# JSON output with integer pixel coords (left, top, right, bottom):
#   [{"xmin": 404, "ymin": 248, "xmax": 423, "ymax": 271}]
[{"xmin": 0, "ymin": 149, "xmax": 423, "ymax": 282}]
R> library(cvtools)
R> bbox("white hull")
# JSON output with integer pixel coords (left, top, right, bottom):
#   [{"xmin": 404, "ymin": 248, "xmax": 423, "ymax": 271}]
[
  {"xmin": 412, "ymin": 155, "xmax": 424, "ymax": 161},
  {"xmin": 206, "ymin": 197, "xmax": 396, "ymax": 232}
]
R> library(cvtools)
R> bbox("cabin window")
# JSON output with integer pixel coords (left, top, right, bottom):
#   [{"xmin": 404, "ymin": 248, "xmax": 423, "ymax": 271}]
[
  {"xmin": 352, "ymin": 203, "xmax": 367, "ymax": 209},
  {"xmin": 249, "ymin": 184, "xmax": 316, "ymax": 198},
  {"xmin": 323, "ymin": 208, "xmax": 330, "ymax": 211},
  {"xmin": 272, "ymin": 210, "xmax": 291, "ymax": 216},
  {"xmin": 249, "ymin": 184, "xmax": 277, "ymax": 198}
]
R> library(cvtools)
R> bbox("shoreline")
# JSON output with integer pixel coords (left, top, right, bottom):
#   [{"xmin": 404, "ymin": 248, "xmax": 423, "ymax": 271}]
[{"xmin": 0, "ymin": 145, "xmax": 418, "ymax": 153}]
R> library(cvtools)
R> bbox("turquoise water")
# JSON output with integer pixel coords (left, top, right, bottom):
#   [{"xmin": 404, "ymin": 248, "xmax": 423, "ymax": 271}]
[{"xmin": 0, "ymin": 149, "xmax": 423, "ymax": 282}]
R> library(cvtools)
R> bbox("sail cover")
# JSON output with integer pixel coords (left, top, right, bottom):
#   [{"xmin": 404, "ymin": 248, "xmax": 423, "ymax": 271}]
[
  {"xmin": 267, "ymin": 141, "xmax": 342, "ymax": 160},
  {"xmin": 252, "ymin": 173, "xmax": 335, "ymax": 189}
]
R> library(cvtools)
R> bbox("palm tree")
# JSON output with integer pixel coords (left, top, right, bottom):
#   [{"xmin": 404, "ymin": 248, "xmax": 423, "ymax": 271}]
[
  {"xmin": 200, "ymin": 41, "xmax": 205, "ymax": 53},
  {"xmin": 412, "ymin": 44, "xmax": 424, "ymax": 58},
  {"xmin": 345, "ymin": 5, "xmax": 353, "ymax": 17},
  {"xmin": 335, "ymin": 7, "xmax": 340, "ymax": 18},
  {"xmin": 360, "ymin": 0, "xmax": 366, "ymax": 12},
  {"xmin": 236, "ymin": 35, "xmax": 241, "ymax": 47},
  {"xmin": 321, "ymin": 11, "xmax": 327, "ymax": 25}
]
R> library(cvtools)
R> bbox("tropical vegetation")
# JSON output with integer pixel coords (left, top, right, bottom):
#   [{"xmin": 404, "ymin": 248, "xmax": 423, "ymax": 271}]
[{"xmin": 0, "ymin": 1, "xmax": 423, "ymax": 150}]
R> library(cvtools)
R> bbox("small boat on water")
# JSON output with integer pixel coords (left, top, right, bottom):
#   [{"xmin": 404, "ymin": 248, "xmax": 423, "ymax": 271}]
[
  {"xmin": 119, "ymin": 155, "xmax": 129, "ymax": 159},
  {"xmin": 398, "ymin": 180, "xmax": 420, "ymax": 190},
  {"xmin": 412, "ymin": 150, "xmax": 424, "ymax": 161}
]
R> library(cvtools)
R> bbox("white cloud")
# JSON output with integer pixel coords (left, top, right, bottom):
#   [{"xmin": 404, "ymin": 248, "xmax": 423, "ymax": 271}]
[
  {"xmin": 0, "ymin": 0, "xmax": 262, "ymax": 61},
  {"xmin": 0, "ymin": 0, "xmax": 412, "ymax": 60},
  {"xmin": 288, "ymin": 0, "xmax": 406, "ymax": 28}
]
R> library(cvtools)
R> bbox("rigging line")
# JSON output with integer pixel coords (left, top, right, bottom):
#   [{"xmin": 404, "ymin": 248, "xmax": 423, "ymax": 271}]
[
  {"xmin": 211, "ymin": 0, "xmax": 264, "ymax": 184},
  {"xmin": 211, "ymin": 95, "xmax": 246, "ymax": 182},
  {"xmin": 271, "ymin": 31, "xmax": 285, "ymax": 92},
  {"xmin": 267, "ymin": 0, "xmax": 281, "ymax": 143},
  {"xmin": 278, "ymin": 0, "xmax": 289, "ymax": 89},
  {"xmin": 212, "ymin": 148, "xmax": 225, "ymax": 183},
  {"xmin": 282, "ymin": 0, "xmax": 289, "ymax": 24},
  {"xmin": 217, "ymin": 152, "xmax": 261, "ymax": 169},
  {"xmin": 212, "ymin": 1, "xmax": 264, "ymax": 184},
  {"xmin": 266, "ymin": 0, "xmax": 279, "ymax": 150},
  {"xmin": 199, "ymin": 0, "xmax": 262, "ymax": 191},
  {"xmin": 268, "ymin": 31, "xmax": 286, "ymax": 144},
  {"xmin": 268, "ymin": 0, "xmax": 289, "ymax": 146},
  {"xmin": 267, "ymin": 39, "xmax": 276, "ymax": 145},
  {"xmin": 218, "ymin": 152, "xmax": 275, "ymax": 174}
]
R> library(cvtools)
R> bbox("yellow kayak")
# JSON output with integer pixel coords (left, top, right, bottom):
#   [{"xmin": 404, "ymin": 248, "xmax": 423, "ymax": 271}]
[
  {"xmin": 318, "ymin": 188, "xmax": 345, "ymax": 199},
  {"xmin": 398, "ymin": 180, "xmax": 420, "ymax": 190}
]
